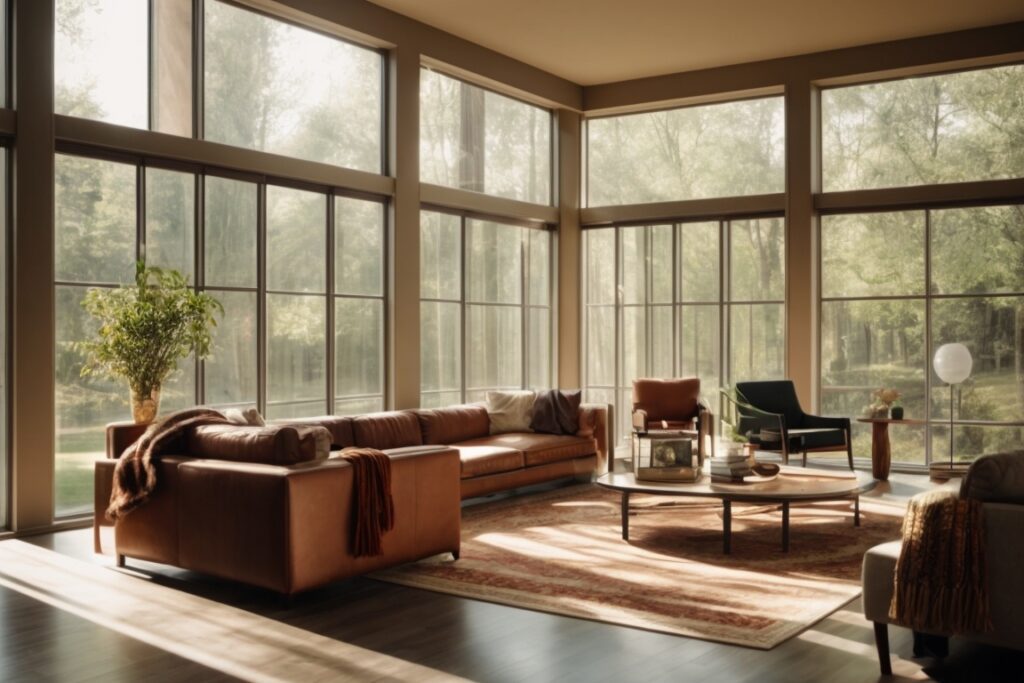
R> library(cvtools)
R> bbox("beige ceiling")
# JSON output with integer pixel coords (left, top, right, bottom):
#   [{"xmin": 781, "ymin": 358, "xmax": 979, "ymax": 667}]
[{"xmin": 368, "ymin": 0, "xmax": 1024, "ymax": 85}]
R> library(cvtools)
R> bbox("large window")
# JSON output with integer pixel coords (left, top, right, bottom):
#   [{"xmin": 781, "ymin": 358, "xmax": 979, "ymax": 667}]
[
  {"xmin": 420, "ymin": 69, "xmax": 552, "ymax": 205},
  {"xmin": 204, "ymin": 0, "xmax": 383, "ymax": 172},
  {"xmin": 820, "ymin": 206, "xmax": 1024, "ymax": 466},
  {"xmin": 583, "ymin": 219, "xmax": 785, "ymax": 448},
  {"xmin": 54, "ymin": 153, "xmax": 386, "ymax": 516},
  {"xmin": 586, "ymin": 97, "xmax": 785, "ymax": 207},
  {"xmin": 822, "ymin": 64, "xmax": 1024, "ymax": 192},
  {"xmin": 420, "ymin": 211, "xmax": 552, "ymax": 406},
  {"xmin": 0, "ymin": 150, "xmax": 6, "ymax": 529}
]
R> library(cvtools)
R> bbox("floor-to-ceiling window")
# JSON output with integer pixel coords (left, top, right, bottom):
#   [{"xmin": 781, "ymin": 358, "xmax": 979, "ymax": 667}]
[
  {"xmin": 420, "ymin": 211, "xmax": 552, "ymax": 407},
  {"xmin": 582, "ymin": 94, "xmax": 786, "ymax": 448},
  {"xmin": 52, "ymin": 0, "xmax": 387, "ymax": 517},
  {"xmin": 819, "ymin": 63, "xmax": 1024, "ymax": 467},
  {"xmin": 583, "ymin": 218, "xmax": 785, "ymax": 448}
]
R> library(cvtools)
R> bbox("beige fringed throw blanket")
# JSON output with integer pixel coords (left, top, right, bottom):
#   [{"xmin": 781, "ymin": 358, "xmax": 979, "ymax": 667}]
[
  {"xmin": 889, "ymin": 489, "xmax": 992, "ymax": 634},
  {"xmin": 108, "ymin": 408, "xmax": 230, "ymax": 521},
  {"xmin": 339, "ymin": 448, "xmax": 395, "ymax": 557}
]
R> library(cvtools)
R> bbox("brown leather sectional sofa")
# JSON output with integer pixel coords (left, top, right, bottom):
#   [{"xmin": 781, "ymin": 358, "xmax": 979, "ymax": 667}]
[{"xmin": 94, "ymin": 401, "xmax": 612, "ymax": 595}]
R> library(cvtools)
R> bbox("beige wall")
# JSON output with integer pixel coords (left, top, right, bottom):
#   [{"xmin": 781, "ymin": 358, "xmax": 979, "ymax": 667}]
[{"xmin": 3, "ymin": 0, "xmax": 1024, "ymax": 533}]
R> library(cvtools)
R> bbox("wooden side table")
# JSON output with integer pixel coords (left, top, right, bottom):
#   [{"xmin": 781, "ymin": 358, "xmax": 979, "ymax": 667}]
[{"xmin": 856, "ymin": 418, "xmax": 927, "ymax": 480}]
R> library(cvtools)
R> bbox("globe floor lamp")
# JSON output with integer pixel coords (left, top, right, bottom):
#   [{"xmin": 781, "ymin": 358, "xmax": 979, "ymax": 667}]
[{"xmin": 931, "ymin": 343, "xmax": 973, "ymax": 480}]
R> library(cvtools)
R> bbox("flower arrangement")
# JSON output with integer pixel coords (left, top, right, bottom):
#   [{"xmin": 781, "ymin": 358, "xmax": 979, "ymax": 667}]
[{"xmin": 866, "ymin": 387, "xmax": 901, "ymax": 418}]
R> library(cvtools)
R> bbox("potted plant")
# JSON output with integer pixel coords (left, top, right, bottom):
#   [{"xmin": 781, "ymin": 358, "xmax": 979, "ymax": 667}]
[{"xmin": 78, "ymin": 262, "xmax": 223, "ymax": 423}]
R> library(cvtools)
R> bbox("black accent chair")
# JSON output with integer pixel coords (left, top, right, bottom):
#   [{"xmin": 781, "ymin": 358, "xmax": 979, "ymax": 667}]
[{"xmin": 728, "ymin": 380, "xmax": 853, "ymax": 470}]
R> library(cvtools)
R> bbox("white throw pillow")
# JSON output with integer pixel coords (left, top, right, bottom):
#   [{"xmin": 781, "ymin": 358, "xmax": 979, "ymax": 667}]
[
  {"xmin": 224, "ymin": 407, "xmax": 266, "ymax": 426},
  {"xmin": 486, "ymin": 390, "xmax": 536, "ymax": 435}
]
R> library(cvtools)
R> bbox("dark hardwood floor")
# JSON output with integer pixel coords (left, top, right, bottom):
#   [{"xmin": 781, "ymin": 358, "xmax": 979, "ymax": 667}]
[{"xmin": 2, "ymin": 471, "xmax": 1022, "ymax": 682}]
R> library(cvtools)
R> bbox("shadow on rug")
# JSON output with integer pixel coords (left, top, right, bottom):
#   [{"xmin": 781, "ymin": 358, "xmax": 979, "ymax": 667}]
[{"xmin": 372, "ymin": 484, "xmax": 904, "ymax": 649}]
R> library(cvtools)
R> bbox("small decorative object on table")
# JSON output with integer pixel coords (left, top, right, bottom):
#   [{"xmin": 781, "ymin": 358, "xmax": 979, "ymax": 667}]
[
  {"xmin": 867, "ymin": 387, "xmax": 901, "ymax": 419},
  {"xmin": 890, "ymin": 404, "xmax": 904, "ymax": 420},
  {"xmin": 633, "ymin": 430, "xmax": 703, "ymax": 482}
]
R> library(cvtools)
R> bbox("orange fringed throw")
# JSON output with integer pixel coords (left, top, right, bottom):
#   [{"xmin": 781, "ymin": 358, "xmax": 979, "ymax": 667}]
[
  {"xmin": 108, "ymin": 408, "xmax": 229, "ymax": 521},
  {"xmin": 889, "ymin": 489, "xmax": 992, "ymax": 635},
  {"xmin": 340, "ymin": 448, "xmax": 395, "ymax": 557}
]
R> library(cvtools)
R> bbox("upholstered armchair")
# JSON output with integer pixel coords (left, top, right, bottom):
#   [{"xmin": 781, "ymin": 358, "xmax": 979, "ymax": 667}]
[
  {"xmin": 631, "ymin": 378, "xmax": 714, "ymax": 457},
  {"xmin": 863, "ymin": 451, "xmax": 1024, "ymax": 675},
  {"xmin": 727, "ymin": 380, "xmax": 852, "ymax": 469}
]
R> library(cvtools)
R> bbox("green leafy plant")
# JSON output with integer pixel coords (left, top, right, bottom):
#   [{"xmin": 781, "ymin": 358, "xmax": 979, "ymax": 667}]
[{"xmin": 77, "ymin": 262, "xmax": 223, "ymax": 409}]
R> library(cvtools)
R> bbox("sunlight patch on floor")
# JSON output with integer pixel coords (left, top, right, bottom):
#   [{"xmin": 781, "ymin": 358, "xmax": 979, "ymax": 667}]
[{"xmin": 0, "ymin": 540, "xmax": 466, "ymax": 683}]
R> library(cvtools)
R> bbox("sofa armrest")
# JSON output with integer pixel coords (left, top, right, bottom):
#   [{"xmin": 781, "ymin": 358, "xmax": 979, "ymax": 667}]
[{"xmin": 579, "ymin": 403, "xmax": 614, "ymax": 475}]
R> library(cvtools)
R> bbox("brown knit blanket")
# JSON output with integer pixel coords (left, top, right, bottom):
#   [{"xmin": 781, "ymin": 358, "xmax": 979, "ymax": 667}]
[
  {"xmin": 339, "ymin": 448, "xmax": 395, "ymax": 557},
  {"xmin": 107, "ymin": 408, "xmax": 230, "ymax": 521},
  {"xmin": 888, "ymin": 489, "xmax": 992, "ymax": 634}
]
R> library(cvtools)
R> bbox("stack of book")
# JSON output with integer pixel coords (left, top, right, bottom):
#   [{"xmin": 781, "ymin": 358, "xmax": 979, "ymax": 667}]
[{"xmin": 709, "ymin": 454, "xmax": 752, "ymax": 482}]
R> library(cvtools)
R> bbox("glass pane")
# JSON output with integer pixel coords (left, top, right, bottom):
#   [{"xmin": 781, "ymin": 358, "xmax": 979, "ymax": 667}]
[
  {"xmin": 55, "ymin": 0, "xmax": 148, "ymax": 129},
  {"xmin": 420, "ymin": 69, "xmax": 551, "ymax": 204},
  {"xmin": 145, "ymin": 168, "xmax": 194, "ymax": 279},
  {"xmin": 266, "ymin": 294, "xmax": 326, "ymax": 419},
  {"xmin": 151, "ymin": 0, "xmax": 193, "ymax": 137},
  {"xmin": 335, "ymin": 197, "xmax": 384, "ymax": 296},
  {"xmin": 931, "ymin": 206, "xmax": 1024, "ymax": 295},
  {"xmin": 822, "ymin": 64, "xmax": 1024, "ymax": 191},
  {"xmin": 420, "ymin": 391, "xmax": 462, "ymax": 410},
  {"xmin": 730, "ymin": 218, "xmax": 785, "ymax": 301},
  {"xmin": 621, "ymin": 306, "xmax": 646, "ymax": 384},
  {"xmin": 56, "ymin": 285, "xmax": 126, "ymax": 516},
  {"xmin": 679, "ymin": 305, "xmax": 720, "ymax": 401},
  {"xmin": 586, "ymin": 306, "xmax": 615, "ymax": 387},
  {"xmin": 821, "ymin": 212, "xmax": 925, "ymax": 298},
  {"xmin": 205, "ymin": 176, "xmax": 257, "ymax": 288},
  {"xmin": 650, "ymin": 225, "xmax": 673, "ymax": 303},
  {"xmin": 931, "ymin": 298, "xmax": 1023, "ymax": 422},
  {"xmin": 585, "ymin": 229, "xmax": 616, "ymax": 305},
  {"xmin": 527, "ymin": 307, "xmax": 550, "ymax": 390},
  {"xmin": 204, "ymin": 0, "xmax": 382, "ymax": 172},
  {"xmin": 528, "ymin": 230, "xmax": 550, "ymax": 306},
  {"xmin": 588, "ymin": 97, "xmax": 784, "ymax": 206},
  {"xmin": 0, "ymin": 154, "xmax": 4, "ymax": 527},
  {"xmin": 679, "ymin": 222, "xmax": 719, "ymax": 303},
  {"xmin": 267, "ymin": 185, "xmax": 325, "ymax": 293},
  {"xmin": 620, "ymin": 227, "xmax": 645, "ymax": 305},
  {"xmin": 728, "ymin": 303, "xmax": 784, "ymax": 382},
  {"xmin": 420, "ymin": 211, "xmax": 462, "ymax": 300},
  {"xmin": 466, "ymin": 305, "xmax": 521, "ymax": 393},
  {"xmin": 203, "ymin": 290, "xmax": 257, "ymax": 407},
  {"xmin": 466, "ymin": 219, "xmax": 522, "ymax": 304},
  {"xmin": 420, "ymin": 301, "xmax": 461, "ymax": 394},
  {"xmin": 821, "ymin": 299, "xmax": 927, "ymax": 420},
  {"xmin": 931, "ymin": 424, "xmax": 1024, "ymax": 464},
  {"xmin": 55, "ymin": 154, "xmax": 136, "ymax": 285},
  {"xmin": 650, "ymin": 306, "xmax": 674, "ymax": 377},
  {"xmin": 335, "ymin": 298, "xmax": 383, "ymax": 400},
  {"xmin": 336, "ymin": 396, "xmax": 383, "ymax": 416},
  {"xmin": 160, "ymin": 356, "xmax": 195, "ymax": 414}
]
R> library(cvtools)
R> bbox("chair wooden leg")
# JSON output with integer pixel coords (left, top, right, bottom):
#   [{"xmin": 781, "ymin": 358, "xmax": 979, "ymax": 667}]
[
  {"xmin": 802, "ymin": 451, "xmax": 808, "ymax": 467},
  {"xmin": 847, "ymin": 434, "xmax": 855, "ymax": 471},
  {"xmin": 874, "ymin": 622, "xmax": 893, "ymax": 676},
  {"xmin": 116, "ymin": 554, "xmax": 126, "ymax": 568}
]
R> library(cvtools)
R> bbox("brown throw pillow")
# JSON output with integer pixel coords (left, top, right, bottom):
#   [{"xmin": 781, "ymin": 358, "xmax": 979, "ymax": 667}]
[{"xmin": 530, "ymin": 389, "xmax": 582, "ymax": 435}]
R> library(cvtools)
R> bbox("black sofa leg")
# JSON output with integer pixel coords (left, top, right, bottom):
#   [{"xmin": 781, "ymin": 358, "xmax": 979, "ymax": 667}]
[
  {"xmin": 874, "ymin": 622, "xmax": 893, "ymax": 675},
  {"xmin": 452, "ymin": 549, "xmax": 460, "ymax": 561},
  {"xmin": 116, "ymin": 554, "xmax": 126, "ymax": 568},
  {"xmin": 913, "ymin": 630, "xmax": 949, "ymax": 658}
]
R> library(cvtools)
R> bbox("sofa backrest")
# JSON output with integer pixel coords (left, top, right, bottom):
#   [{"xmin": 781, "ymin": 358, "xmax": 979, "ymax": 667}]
[
  {"xmin": 415, "ymin": 405, "xmax": 490, "ymax": 445},
  {"xmin": 351, "ymin": 411, "xmax": 423, "ymax": 450},
  {"xmin": 961, "ymin": 451, "xmax": 1024, "ymax": 504},
  {"xmin": 278, "ymin": 415, "xmax": 355, "ymax": 449}
]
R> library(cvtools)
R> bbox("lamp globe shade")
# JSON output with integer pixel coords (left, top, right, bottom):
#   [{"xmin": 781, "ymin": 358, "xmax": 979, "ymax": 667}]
[{"xmin": 933, "ymin": 343, "xmax": 973, "ymax": 385}]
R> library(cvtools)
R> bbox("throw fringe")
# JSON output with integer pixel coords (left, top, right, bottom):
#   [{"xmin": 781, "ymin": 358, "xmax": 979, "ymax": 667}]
[
  {"xmin": 888, "ymin": 488, "xmax": 992, "ymax": 635},
  {"xmin": 339, "ymin": 448, "xmax": 395, "ymax": 557}
]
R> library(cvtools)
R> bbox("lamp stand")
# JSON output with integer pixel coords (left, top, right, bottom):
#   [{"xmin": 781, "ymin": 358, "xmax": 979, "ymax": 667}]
[{"xmin": 929, "ymin": 382, "xmax": 970, "ymax": 481}]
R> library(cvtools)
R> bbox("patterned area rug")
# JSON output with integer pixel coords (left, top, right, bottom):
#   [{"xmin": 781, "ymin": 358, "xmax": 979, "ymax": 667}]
[{"xmin": 373, "ymin": 484, "xmax": 905, "ymax": 649}]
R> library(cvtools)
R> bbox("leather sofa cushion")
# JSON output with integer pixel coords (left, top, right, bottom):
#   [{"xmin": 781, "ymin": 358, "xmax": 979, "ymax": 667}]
[
  {"xmin": 961, "ymin": 451, "xmax": 1024, "ymax": 503},
  {"xmin": 633, "ymin": 378, "xmax": 701, "ymax": 423},
  {"xmin": 416, "ymin": 405, "xmax": 490, "ymax": 445},
  {"xmin": 352, "ymin": 411, "xmax": 423, "ymax": 450},
  {"xmin": 456, "ymin": 433, "xmax": 596, "ymax": 467},
  {"xmin": 454, "ymin": 445, "xmax": 525, "ymax": 479},
  {"xmin": 186, "ymin": 424, "xmax": 330, "ymax": 465},
  {"xmin": 277, "ymin": 415, "xmax": 355, "ymax": 449}
]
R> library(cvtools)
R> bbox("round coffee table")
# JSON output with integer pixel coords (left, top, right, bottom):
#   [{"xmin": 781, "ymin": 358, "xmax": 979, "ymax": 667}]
[{"xmin": 595, "ymin": 466, "xmax": 875, "ymax": 553}]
